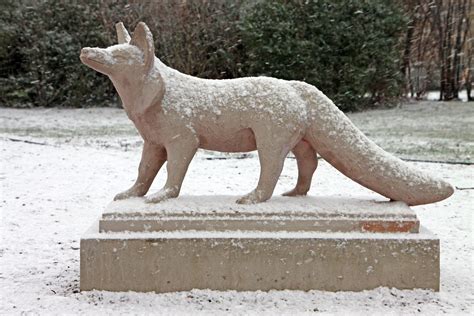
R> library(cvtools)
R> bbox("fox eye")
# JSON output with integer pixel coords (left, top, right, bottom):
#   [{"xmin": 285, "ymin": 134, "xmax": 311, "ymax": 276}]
[{"xmin": 114, "ymin": 55, "xmax": 127, "ymax": 61}]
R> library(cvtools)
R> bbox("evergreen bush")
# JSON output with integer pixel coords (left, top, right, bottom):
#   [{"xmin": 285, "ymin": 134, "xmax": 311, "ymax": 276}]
[
  {"xmin": 239, "ymin": 0, "xmax": 406, "ymax": 111},
  {"xmin": 1, "ymin": 0, "xmax": 405, "ymax": 111},
  {"xmin": 0, "ymin": 1, "xmax": 115, "ymax": 107}
]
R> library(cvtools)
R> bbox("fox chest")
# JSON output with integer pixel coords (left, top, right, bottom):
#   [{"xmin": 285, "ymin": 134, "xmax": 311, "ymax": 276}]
[{"xmin": 128, "ymin": 113, "xmax": 165, "ymax": 144}]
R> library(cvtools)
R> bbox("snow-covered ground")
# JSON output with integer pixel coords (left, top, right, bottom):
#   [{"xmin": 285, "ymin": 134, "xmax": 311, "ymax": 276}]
[
  {"xmin": 0, "ymin": 103, "xmax": 473, "ymax": 315},
  {"xmin": 348, "ymin": 101, "xmax": 473, "ymax": 164},
  {"xmin": 2, "ymin": 100, "xmax": 472, "ymax": 163},
  {"xmin": 426, "ymin": 90, "xmax": 470, "ymax": 103}
]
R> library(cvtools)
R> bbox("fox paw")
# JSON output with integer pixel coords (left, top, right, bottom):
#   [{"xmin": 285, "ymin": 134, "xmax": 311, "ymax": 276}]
[
  {"xmin": 282, "ymin": 188, "xmax": 308, "ymax": 197},
  {"xmin": 145, "ymin": 187, "xmax": 178, "ymax": 204},
  {"xmin": 114, "ymin": 188, "xmax": 143, "ymax": 201},
  {"xmin": 236, "ymin": 190, "xmax": 268, "ymax": 204}
]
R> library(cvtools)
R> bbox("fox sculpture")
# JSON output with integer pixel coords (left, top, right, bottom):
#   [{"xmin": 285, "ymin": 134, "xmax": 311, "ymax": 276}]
[{"xmin": 80, "ymin": 22, "xmax": 453, "ymax": 205}]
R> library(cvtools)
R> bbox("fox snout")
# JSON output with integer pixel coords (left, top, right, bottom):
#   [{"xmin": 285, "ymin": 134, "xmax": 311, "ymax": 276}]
[
  {"xmin": 81, "ymin": 47, "xmax": 99, "ymax": 60},
  {"xmin": 80, "ymin": 47, "xmax": 113, "ymax": 74}
]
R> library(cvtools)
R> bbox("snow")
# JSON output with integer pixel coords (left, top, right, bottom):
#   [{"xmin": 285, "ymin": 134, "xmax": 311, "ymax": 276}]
[
  {"xmin": 106, "ymin": 44, "xmax": 144, "ymax": 65},
  {"xmin": 156, "ymin": 56, "xmax": 308, "ymax": 123},
  {"xmin": 139, "ymin": 35, "xmax": 454, "ymax": 205},
  {"xmin": 82, "ymin": 44, "xmax": 144, "ymax": 66},
  {"xmin": 2, "ymin": 102, "xmax": 471, "ymax": 162},
  {"xmin": 348, "ymin": 101, "xmax": 474, "ymax": 164},
  {"xmin": 425, "ymin": 90, "xmax": 469, "ymax": 102},
  {"xmin": 82, "ymin": 48, "xmax": 115, "ymax": 65},
  {"xmin": 101, "ymin": 42, "xmax": 454, "ymax": 206},
  {"xmin": 0, "ymin": 106, "xmax": 473, "ymax": 314},
  {"xmin": 84, "ymin": 226, "xmax": 438, "ymax": 241},
  {"xmin": 304, "ymin": 88, "xmax": 453, "ymax": 205},
  {"xmin": 104, "ymin": 195, "xmax": 414, "ymax": 219}
]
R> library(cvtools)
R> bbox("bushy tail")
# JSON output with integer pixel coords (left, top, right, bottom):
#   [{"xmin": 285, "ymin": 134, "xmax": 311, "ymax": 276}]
[{"xmin": 305, "ymin": 87, "xmax": 454, "ymax": 206}]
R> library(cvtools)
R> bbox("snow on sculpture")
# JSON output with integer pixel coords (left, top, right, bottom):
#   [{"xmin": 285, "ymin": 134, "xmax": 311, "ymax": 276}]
[{"xmin": 80, "ymin": 22, "xmax": 454, "ymax": 205}]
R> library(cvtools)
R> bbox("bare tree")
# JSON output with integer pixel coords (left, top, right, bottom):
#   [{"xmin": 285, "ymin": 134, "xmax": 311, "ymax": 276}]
[
  {"xmin": 462, "ymin": 1, "xmax": 473, "ymax": 101},
  {"xmin": 401, "ymin": 0, "xmax": 472, "ymax": 101},
  {"xmin": 431, "ymin": 0, "xmax": 471, "ymax": 100}
]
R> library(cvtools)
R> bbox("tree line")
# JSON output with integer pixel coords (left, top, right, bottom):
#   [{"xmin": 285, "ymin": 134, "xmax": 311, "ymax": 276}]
[
  {"xmin": 401, "ymin": 0, "xmax": 472, "ymax": 101},
  {"xmin": 0, "ymin": 0, "xmax": 472, "ymax": 110}
]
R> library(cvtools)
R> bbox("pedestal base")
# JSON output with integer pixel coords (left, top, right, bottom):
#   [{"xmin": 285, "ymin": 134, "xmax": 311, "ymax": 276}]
[{"xmin": 80, "ymin": 196, "xmax": 439, "ymax": 292}]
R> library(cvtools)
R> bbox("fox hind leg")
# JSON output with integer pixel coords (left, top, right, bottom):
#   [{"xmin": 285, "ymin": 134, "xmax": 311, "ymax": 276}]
[
  {"xmin": 236, "ymin": 144, "xmax": 290, "ymax": 204},
  {"xmin": 236, "ymin": 126, "xmax": 301, "ymax": 204},
  {"xmin": 282, "ymin": 139, "xmax": 318, "ymax": 197}
]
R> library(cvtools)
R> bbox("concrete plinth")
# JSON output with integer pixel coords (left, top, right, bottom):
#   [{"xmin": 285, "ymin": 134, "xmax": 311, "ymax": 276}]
[{"xmin": 80, "ymin": 196, "xmax": 439, "ymax": 292}]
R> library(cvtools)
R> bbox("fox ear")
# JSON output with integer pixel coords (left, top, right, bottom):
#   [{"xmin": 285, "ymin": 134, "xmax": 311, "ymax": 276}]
[
  {"xmin": 116, "ymin": 22, "xmax": 131, "ymax": 44},
  {"xmin": 130, "ymin": 22, "xmax": 154, "ymax": 73}
]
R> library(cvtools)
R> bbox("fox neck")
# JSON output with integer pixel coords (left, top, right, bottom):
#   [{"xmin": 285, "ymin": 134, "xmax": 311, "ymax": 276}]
[{"xmin": 110, "ymin": 70, "xmax": 165, "ymax": 118}]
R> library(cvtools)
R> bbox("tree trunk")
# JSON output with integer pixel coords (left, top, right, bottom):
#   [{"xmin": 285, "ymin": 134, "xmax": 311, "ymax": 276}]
[
  {"xmin": 432, "ymin": 0, "xmax": 444, "ymax": 100},
  {"xmin": 401, "ymin": 3, "xmax": 417, "ymax": 98},
  {"xmin": 444, "ymin": 0, "xmax": 454, "ymax": 100}
]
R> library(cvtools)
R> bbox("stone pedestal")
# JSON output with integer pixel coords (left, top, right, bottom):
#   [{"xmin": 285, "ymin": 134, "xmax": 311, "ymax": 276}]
[{"xmin": 80, "ymin": 196, "xmax": 439, "ymax": 292}]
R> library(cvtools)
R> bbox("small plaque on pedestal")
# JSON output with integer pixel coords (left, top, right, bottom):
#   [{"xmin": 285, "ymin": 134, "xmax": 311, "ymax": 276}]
[{"xmin": 80, "ymin": 196, "xmax": 439, "ymax": 292}]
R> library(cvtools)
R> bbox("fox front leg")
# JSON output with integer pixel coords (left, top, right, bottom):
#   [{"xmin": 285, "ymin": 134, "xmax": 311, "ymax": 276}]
[
  {"xmin": 145, "ymin": 136, "xmax": 198, "ymax": 203},
  {"xmin": 114, "ymin": 143, "xmax": 166, "ymax": 200}
]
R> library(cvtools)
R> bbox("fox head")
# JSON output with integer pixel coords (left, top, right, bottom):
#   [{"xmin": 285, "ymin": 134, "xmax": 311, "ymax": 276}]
[{"xmin": 80, "ymin": 22, "xmax": 164, "ymax": 114}]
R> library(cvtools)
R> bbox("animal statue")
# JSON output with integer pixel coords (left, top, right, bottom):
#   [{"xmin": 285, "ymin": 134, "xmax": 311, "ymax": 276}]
[{"xmin": 80, "ymin": 22, "xmax": 454, "ymax": 205}]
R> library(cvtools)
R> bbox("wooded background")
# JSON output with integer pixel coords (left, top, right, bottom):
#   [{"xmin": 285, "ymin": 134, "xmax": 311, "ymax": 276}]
[{"xmin": 1, "ymin": 0, "xmax": 472, "ymax": 110}]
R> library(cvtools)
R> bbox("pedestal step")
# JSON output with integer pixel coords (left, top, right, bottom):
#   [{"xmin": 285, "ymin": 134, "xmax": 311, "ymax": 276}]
[
  {"xmin": 80, "ymin": 223, "xmax": 439, "ymax": 292},
  {"xmin": 80, "ymin": 195, "xmax": 438, "ymax": 293},
  {"xmin": 100, "ymin": 196, "xmax": 419, "ymax": 233}
]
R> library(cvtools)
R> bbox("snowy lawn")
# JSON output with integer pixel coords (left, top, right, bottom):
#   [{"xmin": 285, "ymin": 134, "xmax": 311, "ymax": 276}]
[
  {"xmin": 0, "ymin": 102, "xmax": 473, "ymax": 315},
  {"xmin": 2, "ymin": 100, "xmax": 473, "ymax": 163}
]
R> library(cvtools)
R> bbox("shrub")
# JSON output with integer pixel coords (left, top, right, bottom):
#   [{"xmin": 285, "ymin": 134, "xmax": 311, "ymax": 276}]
[
  {"xmin": 0, "ymin": 0, "xmax": 116, "ymax": 107},
  {"xmin": 239, "ymin": 0, "xmax": 406, "ymax": 111},
  {"xmin": 1, "ymin": 0, "xmax": 405, "ymax": 110},
  {"xmin": 0, "ymin": 0, "xmax": 244, "ymax": 108},
  {"xmin": 100, "ymin": 0, "xmax": 245, "ymax": 79}
]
